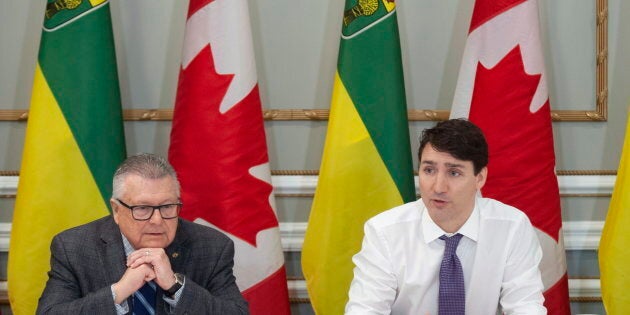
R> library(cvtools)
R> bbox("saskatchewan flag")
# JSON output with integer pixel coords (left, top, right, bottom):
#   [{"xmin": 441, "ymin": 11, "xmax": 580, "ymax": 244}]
[
  {"xmin": 8, "ymin": 1, "xmax": 126, "ymax": 314},
  {"xmin": 301, "ymin": 1, "xmax": 415, "ymax": 313},
  {"xmin": 599, "ymin": 109, "xmax": 630, "ymax": 313}
]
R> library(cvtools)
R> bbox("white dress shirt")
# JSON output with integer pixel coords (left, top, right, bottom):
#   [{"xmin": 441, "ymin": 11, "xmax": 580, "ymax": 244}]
[{"xmin": 345, "ymin": 198, "xmax": 546, "ymax": 315}]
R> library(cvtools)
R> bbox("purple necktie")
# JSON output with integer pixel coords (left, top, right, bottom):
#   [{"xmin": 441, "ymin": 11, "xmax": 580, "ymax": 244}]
[{"xmin": 439, "ymin": 233, "xmax": 465, "ymax": 315}]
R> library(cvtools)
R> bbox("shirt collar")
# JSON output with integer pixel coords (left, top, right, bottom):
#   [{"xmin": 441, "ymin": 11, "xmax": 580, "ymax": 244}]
[
  {"xmin": 121, "ymin": 233, "xmax": 135, "ymax": 256},
  {"xmin": 458, "ymin": 202, "xmax": 479, "ymax": 242},
  {"xmin": 421, "ymin": 197, "xmax": 480, "ymax": 243}
]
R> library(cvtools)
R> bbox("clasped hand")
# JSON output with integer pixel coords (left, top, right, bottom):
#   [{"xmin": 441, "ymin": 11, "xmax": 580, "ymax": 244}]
[{"xmin": 112, "ymin": 248, "xmax": 176, "ymax": 304}]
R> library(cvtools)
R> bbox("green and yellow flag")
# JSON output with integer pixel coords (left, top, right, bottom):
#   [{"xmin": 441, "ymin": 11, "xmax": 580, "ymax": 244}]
[
  {"xmin": 301, "ymin": 1, "xmax": 415, "ymax": 313},
  {"xmin": 599, "ymin": 108, "xmax": 630, "ymax": 314},
  {"xmin": 8, "ymin": 1, "xmax": 126, "ymax": 314}
]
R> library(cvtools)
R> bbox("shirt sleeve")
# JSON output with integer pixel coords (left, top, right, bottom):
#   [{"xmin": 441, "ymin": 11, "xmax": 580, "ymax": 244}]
[
  {"xmin": 111, "ymin": 284, "xmax": 129, "ymax": 315},
  {"xmin": 345, "ymin": 221, "xmax": 398, "ymax": 314},
  {"xmin": 499, "ymin": 215, "xmax": 547, "ymax": 315}
]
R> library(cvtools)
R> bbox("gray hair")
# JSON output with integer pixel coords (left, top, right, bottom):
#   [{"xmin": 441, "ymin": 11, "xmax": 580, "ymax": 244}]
[{"xmin": 112, "ymin": 153, "xmax": 181, "ymax": 199}]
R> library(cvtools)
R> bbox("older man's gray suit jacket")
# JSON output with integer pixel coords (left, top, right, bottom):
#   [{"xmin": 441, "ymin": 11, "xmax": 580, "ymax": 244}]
[{"xmin": 36, "ymin": 216, "xmax": 249, "ymax": 314}]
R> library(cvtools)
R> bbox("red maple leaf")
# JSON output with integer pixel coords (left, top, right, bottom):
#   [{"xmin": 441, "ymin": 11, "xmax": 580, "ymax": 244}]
[
  {"xmin": 169, "ymin": 44, "xmax": 278, "ymax": 246},
  {"xmin": 187, "ymin": 0, "xmax": 214, "ymax": 19},
  {"xmin": 469, "ymin": 45, "xmax": 561, "ymax": 241},
  {"xmin": 469, "ymin": 0, "xmax": 525, "ymax": 33}
]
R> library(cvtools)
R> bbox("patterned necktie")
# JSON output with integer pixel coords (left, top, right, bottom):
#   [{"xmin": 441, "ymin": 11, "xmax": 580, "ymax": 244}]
[
  {"xmin": 133, "ymin": 281, "xmax": 156, "ymax": 315},
  {"xmin": 438, "ymin": 233, "xmax": 465, "ymax": 315}
]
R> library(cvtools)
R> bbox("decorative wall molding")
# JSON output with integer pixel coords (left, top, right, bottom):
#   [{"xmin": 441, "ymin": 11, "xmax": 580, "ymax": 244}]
[
  {"xmin": 569, "ymin": 279, "xmax": 603, "ymax": 298},
  {"xmin": 0, "ymin": 174, "xmax": 616, "ymax": 198},
  {"xmin": 563, "ymin": 221, "xmax": 604, "ymax": 250},
  {"xmin": 275, "ymin": 221, "xmax": 604, "ymax": 252},
  {"xmin": 0, "ymin": 177, "xmax": 17, "ymax": 196},
  {"xmin": 0, "ymin": 223, "xmax": 9, "ymax": 253},
  {"xmin": 0, "ymin": 220, "xmax": 604, "ymax": 252},
  {"xmin": 557, "ymin": 175, "xmax": 615, "ymax": 196},
  {"xmin": 0, "ymin": 107, "xmax": 609, "ymax": 122},
  {"xmin": 279, "ymin": 222, "xmax": 307, "ymax": 252},
  {"xmin": 269, "ymin": 175, "xmax": 616, "ymax": 196},
  {"xmin": 0, "ymin": 174, "xmax": 610, "ymax": 251}
]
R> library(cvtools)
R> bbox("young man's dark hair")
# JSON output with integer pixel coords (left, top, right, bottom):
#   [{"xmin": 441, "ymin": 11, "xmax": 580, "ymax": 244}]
[{"xmin": 418, "ymin": 118, "xmax": 488, "ymax": 175}]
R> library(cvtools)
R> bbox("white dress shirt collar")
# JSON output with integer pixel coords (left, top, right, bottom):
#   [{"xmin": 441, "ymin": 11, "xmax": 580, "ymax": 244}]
[{"xmin": 421, "ymin": 197, "xmax": 480, "ymax": 243}]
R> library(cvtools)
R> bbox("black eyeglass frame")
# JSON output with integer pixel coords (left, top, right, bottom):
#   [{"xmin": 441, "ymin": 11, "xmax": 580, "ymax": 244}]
[{"xmin": 115, "ymin": 198, "xmax": 182, "ymax": 221}]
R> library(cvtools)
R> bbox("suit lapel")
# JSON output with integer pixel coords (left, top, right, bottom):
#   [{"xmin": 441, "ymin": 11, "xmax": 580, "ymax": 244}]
[
  {"xmin": 152, "ymin": 219, "xmax": 190, "ymax": 314},
  {"xmin": 166, "ymin": 219, "xmax": 191, "ymax": 273},
  {"xmin": 98, "ymin": 217, "xmax": 127, "ymax": 287}
]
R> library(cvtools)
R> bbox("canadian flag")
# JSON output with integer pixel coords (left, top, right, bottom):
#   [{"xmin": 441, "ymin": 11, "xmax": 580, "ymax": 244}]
[
  {"xmin": 451, "ymin": 0, "xmax": 570, "ymax": 313},
  {"xmin": 168, "ymin": 0, "xmax": 290, "ymax": 313}
]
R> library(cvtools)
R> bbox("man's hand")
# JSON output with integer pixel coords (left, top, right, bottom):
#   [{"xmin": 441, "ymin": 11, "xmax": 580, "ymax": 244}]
[
  {"xmin": 112, "ymin": 263, "xmax": 156, "ymax": 304},
  {"xmin": 127, "ymin": 248, "xmax": 177, "ymax": 291}
]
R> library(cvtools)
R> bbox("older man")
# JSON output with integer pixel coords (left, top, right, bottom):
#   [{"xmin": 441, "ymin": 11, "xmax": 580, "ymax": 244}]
[{"xmin": 37, "ymin": 153, "xmax": 248, "ymax": 314}]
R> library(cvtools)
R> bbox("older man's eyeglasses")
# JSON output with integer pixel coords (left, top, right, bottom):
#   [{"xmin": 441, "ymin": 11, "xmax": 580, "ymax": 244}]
[{"xmin": 116, "ymin": 199, "xmax": 182, "ymax": 221}]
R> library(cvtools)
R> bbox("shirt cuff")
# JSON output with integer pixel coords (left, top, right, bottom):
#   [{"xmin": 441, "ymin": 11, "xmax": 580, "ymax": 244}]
[
  {"xmin": 111, "ymin": 284, "xmax": 130, "ymax": 315},
  {"xmin": 163, "ymin": 279, "xmax": 185, "ymax": 309}
]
